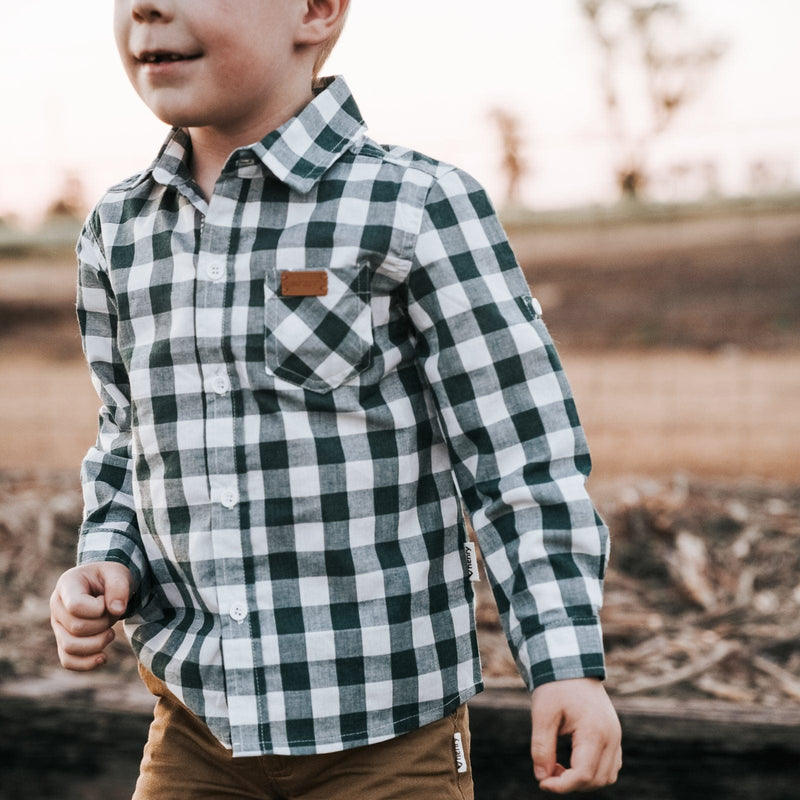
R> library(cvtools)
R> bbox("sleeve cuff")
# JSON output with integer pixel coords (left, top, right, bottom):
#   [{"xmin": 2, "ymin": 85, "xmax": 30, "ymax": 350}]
[
  {"xmin": 514, "ymin": 616, "xmax": 607, "ymax": 690},
  {"xmin": 77, "ymin": 527, "xmax": 151, "ymax": 616}
]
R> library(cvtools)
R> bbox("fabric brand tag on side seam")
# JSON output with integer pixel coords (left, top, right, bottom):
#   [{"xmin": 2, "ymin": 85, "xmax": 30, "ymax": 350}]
[
  {"xmin": 464, "ymin": 541, "xmax": 480, "ymax": 582},
  {"xmin": 453, "ymin": 731, "xmax": 468, "ymax": 774}
]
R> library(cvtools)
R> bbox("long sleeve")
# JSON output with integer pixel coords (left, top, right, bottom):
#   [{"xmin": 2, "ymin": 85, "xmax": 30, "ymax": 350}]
[
  {"xmin": 76, "ymin": 217, "xmax": 149, "ymax": 604},
  {"xmin": 407, "ymin": 166, "xmax": 608, "ymax": 689}
]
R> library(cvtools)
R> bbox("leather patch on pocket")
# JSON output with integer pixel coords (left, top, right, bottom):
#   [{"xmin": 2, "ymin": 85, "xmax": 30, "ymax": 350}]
[{"xmin": 280, "ymin": 270, "xmax": 328, "ymax": 297}]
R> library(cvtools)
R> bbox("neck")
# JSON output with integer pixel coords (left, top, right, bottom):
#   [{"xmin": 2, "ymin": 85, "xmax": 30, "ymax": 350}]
[{"xmin": 187, "ymin": 87, "xmax": 315, "ymax": 201}]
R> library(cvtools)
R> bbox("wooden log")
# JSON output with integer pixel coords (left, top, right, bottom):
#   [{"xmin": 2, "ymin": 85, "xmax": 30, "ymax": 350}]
[
  {"xmin": 1, "ymin": 685, "xmax": 799, "ymax": 799},
  {"xmin": 0, "ymin": 696, "xmax": 151, "ymax": 800}
]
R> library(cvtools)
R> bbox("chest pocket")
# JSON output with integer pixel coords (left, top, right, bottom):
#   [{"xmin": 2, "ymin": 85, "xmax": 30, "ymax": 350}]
[{"xmin": 265, "ymin": 261, "xmax": 374, "ymax": 393}]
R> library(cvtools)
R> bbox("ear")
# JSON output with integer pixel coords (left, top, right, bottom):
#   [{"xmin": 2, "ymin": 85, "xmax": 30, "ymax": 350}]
[{"xmin": 295, "ymin": 0, "xmax": 350, "ymax": 47}]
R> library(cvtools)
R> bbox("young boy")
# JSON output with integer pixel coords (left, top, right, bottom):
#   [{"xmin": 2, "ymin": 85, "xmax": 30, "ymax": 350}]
[{"xmin": 50, "ymin": 1, "xmax": 621, "ymax": 797}]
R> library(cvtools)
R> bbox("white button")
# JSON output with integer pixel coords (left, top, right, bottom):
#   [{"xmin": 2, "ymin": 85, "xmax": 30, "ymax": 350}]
[
  {"xmin": 206, "ymin": 263, "xmax": 225, "ymax": 281},
  {"xmin": 530, "ymin": 296, "xmax": 543, "ymax": 316},
  {"xmin": 229, "ymin": 602, "xmax": 247, "ymax": 623},
  {"xmin": 212, "ymin": 375, "xmax": 230, "ymax": 395},
  {"xmin": 220, "ymin": 488, "xmax": 239, "ymax": 509}
]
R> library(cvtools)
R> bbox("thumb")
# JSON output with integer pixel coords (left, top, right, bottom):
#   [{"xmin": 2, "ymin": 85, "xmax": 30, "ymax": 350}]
[
  {"xmin": 99, "ymin": 564, "xmax": 132, "ymax": 617},
  {"xmin": 530, "ymin": 701, "xmax": 561, "ymax": 782}
]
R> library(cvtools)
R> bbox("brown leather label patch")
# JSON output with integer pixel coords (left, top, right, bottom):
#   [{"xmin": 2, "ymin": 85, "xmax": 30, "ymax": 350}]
[{"xmin": 280, "ymin": 270, "xmax": 328, "ymax": 297}]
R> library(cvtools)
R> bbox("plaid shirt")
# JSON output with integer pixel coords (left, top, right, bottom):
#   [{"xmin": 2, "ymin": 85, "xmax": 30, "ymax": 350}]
[{"xmin": 77, "ymin": 76, "xmax": 608, "ymax": 756}]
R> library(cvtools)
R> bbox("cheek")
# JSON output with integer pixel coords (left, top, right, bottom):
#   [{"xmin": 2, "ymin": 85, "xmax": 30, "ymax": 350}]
[
  {"xmin": 214, "ymin": 49, "xmax": 275, "ymax": 96},
  {"xmin": 113, "ymin": 10, "xmax": 138, "ymax": 89},
  {"xmin": 113, "ymin": 5, "xmax": 130, "ymax": 55}
]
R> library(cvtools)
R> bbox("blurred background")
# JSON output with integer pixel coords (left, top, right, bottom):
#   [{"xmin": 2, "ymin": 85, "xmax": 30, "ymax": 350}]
[{"xmin": 1, "ymin": 2, "xmax": 798, "ymax": 798}]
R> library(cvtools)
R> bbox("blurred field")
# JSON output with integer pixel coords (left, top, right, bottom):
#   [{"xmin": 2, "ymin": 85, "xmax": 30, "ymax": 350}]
[{"xmin": 1, "ymin": 200, "xmax": 798, "ymax": 481}]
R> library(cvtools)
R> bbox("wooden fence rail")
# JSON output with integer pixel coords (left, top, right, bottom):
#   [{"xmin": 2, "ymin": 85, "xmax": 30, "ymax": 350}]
[{"xmin": 1, "ymin": 688, "xmax": 798, "ymax": 800}]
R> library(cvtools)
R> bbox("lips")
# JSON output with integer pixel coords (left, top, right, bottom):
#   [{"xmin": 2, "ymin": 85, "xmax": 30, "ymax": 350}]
[{"xmin": 136, "ymin": 50, "xmax": 201, "ymax": 64}]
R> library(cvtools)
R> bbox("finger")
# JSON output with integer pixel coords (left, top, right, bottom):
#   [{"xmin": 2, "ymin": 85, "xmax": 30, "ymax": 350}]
[
  {"xmin": 54, "ymin": 570, "xmax": 108, "ymax": 620},
  {"xmin": 539, "ymin": 762, "xmax": 618, "ymax": 793},
  {"xmin": 54, "ymin": 621, "xmax": 115, "ymax": 658},
  {"xmin": 530, "ymin": 707, "xmax": 561, "ymax": 782},
  {"xmin": 54, "ymin": 625, "xmax": 115, "ymax": 672},
  {"xmin": 539, "ymin": 737, "xmax": 619, "ymax": 793},
  {"xmin": 587, "ymin": 716, "xmax": 623, "ymax": 787},
  {"xmin": 101, "ymin": 567, "xmax": 132, "ymax": 618},
  {"xmin": 51, "ymin": 599, "xmax": 115, "ymax": 638},
  {"xmin": 539, "ymin": 768, "xmax": 591, "ymax": 794},
  {"xmin": 596, "ymin": 739, "xmax": 623, "ymax": 787},
  {"xmin": 57, "ymin": 645, "xmax": 110, "ymax": 672},
  {"xmin": 538, "ymin": 748, "xmax": 597, "ymax": 793}
]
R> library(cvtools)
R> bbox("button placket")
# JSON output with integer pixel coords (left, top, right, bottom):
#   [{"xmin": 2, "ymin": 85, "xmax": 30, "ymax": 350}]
[{"xmin": 196, "ymin": 183, "xmax": 253, "ymax": 680}]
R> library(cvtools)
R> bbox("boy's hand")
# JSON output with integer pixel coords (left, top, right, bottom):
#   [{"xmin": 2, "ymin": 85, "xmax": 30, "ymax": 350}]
[
  {"xmin": 530, "ymin": 677, "xmax": 622, "ymax": 793},
  {"xmin": 50, "ymin": 563, "xmax": 132, "ymax": 671}
]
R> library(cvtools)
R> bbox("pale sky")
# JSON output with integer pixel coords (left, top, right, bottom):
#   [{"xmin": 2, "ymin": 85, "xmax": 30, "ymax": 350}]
[{"xmin": 2, "ymin": 0, "xmax": 799, "ymax": 223}]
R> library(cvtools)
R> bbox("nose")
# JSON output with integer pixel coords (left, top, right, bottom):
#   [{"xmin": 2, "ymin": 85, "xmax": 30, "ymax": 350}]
[{"xmin": 130, "ymin": 0, "xmax": 174, "ymax": 23}]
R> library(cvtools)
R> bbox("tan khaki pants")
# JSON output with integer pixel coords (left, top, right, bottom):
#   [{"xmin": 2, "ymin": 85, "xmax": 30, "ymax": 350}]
[{"xmin": 133, "ymin": 667, "xmax": 474, "ymax": 800}]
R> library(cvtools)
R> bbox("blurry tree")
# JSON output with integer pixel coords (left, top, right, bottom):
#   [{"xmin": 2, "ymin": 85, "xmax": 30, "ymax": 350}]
[
  {"xmin": 489, "ymin": 108, "xmax": 528, "ymax": 208},
  {"xmin": 580, "ymin": 0, "xmax": 725, "ymax": 200},
  {"xmin": 44, "ymin": 171, "xmax": 88, "ymax": 222}
]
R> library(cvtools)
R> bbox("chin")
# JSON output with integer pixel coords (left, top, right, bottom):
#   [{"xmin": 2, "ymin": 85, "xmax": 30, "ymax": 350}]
[
  {"xmin": 136, "ymin": 94, "xmax": 205, "ymax": 129},
  {"xmin": 150, "ymin": 107, "xmax": 206, "ymax": 129}
]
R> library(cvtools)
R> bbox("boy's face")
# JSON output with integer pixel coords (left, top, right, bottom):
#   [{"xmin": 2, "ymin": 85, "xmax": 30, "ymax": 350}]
[{"xmin": 114, "ymin": 0, "xmax": 308, "ymax": 136}]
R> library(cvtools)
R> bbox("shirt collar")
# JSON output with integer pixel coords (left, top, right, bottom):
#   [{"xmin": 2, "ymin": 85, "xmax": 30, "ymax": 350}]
[
  {"xmin": 149, "ymin": 76, "xmax": 367, "ymax": 196},
  {"xmin": 251, "ymin": 76, "xmax": 367, "ymax": 193}
]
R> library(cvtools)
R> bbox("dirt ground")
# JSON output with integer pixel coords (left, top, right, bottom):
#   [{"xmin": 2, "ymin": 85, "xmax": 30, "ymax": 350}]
[{"xmin": 1, "ymin": 204, "xmax": 798, "ymax": 705}]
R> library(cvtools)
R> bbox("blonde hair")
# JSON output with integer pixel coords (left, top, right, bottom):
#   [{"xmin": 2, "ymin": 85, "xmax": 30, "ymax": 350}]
[{"xmin": 312, "ymin": 9, "xmax": 349, "ymax": 80}]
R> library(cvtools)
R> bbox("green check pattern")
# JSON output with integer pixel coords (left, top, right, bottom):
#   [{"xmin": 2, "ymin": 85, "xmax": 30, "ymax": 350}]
[{"xmin": 76, "ymin": 76, "xmax": 609, "ymax": 756}]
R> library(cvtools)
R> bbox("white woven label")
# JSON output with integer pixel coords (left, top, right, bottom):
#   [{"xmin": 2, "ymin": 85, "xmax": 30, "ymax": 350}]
[
  {"xmin": 453, "ymin": 732, "xmax": 468, "ymax": 773},
  {"xmin": 464, "ymin": 541, "xmax": 479, "ymax": 582}
]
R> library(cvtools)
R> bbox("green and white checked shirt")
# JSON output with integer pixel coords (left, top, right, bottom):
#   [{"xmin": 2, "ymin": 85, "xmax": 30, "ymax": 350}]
[{"xmin": 77, "ymin": 76, "xmax": 608, "ymax": 756}]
